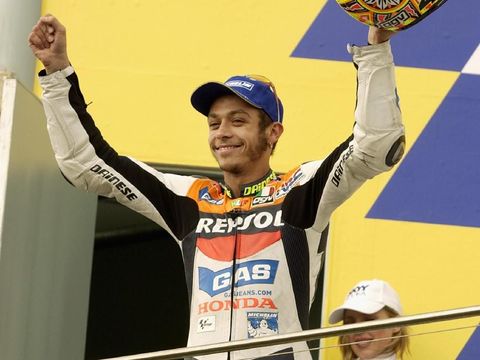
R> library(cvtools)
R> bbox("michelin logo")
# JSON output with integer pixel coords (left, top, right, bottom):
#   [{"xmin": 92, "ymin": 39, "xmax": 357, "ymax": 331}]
[
  {"xmin": 247, "ymin": 312, "xmax": 278, "ymax": 338},
  {"xmin": 199, "ymin": 260, "xmax": 279, "ymax": 297}
]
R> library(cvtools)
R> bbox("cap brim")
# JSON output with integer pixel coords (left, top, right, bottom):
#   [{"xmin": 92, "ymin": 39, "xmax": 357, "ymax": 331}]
[
  {"xmin": 328, "ymin": 301, "xmax": 385, "ymax": 324},
  {"xmin": 190, "ymin": 82, "xmax": 237, "ymax": 117},
  {"xmin": 191, "ymin": 81, "xmax": 264, "ymax": 117}
]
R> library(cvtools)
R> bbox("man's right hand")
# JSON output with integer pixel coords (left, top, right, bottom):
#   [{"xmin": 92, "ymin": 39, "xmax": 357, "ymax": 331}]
[{"xmin": 28, "ymin": 15, "xmax": 70, "ymax": 74}]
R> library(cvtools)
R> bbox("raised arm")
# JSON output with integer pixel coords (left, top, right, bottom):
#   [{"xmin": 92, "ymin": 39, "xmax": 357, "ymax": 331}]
[
  {"xmin": 350, "ymin": 27, "xmax": 405, "ymax": 176},
  {"xmin": 28, "ymin": 15, "xmax": 200, "ymax": 241},
  {"xmin": 286, "ymin": 27, "xmax": 405, "ymax": 233}
]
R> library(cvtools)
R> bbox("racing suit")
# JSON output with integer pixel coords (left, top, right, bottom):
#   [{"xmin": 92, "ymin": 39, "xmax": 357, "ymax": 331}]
[{"xmin": 39, "ymin": 41, "xmax": 404, "ymax": 360}]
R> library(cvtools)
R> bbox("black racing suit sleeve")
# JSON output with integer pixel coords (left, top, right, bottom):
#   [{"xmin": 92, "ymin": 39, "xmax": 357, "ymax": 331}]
[{"xmin": 40, "ymin": 68, "xmax": 199, "ymax": 240}]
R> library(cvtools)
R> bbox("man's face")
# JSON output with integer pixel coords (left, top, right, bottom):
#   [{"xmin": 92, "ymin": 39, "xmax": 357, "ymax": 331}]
[{"xmin": 207, "ymin": 95, "xmax": 271, "ymax": 175}]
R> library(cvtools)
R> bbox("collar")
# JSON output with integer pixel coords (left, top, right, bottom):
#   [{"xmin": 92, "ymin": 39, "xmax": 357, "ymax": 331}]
[{"xmin": 221, "ymin": 169, "xmax": 277, "ymax": 198}]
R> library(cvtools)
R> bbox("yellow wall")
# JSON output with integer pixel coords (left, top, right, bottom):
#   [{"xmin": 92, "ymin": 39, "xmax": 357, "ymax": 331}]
[{"xmin": 36, "ymin": 1, "xmax": 480, "ymax": 359}]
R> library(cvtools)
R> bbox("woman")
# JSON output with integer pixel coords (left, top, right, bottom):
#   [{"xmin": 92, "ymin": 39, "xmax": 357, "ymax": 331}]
[{"xmin": 329, "ymin": 279, "xmax": 410, "ymax": 360}]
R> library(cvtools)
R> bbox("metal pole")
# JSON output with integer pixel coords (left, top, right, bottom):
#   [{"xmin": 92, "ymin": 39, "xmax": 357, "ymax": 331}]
[{"xmin": 102, "ymin": 305, "xmax": 480, "ymax": 360}]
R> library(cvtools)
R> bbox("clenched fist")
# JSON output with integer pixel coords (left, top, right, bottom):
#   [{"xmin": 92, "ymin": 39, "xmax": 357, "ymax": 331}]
[{"xmin": 28, "ymin": 15, "xmax": 70, "ymax": 74}]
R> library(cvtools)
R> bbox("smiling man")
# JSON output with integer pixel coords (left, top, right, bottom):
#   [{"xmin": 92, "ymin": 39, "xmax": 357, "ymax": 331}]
[
  {"xmin": 29, "ymin": 14, "xmax": 405, "ymax": 360},
  {"xmin": 194, "ymin": 77, "xmax": 284, "ymax": 196}
]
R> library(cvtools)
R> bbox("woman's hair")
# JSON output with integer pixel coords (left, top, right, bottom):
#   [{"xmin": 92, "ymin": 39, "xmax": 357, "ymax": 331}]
[{"xmin": 338, "ymin": 306, "xmax": 410, "ymax": 360}]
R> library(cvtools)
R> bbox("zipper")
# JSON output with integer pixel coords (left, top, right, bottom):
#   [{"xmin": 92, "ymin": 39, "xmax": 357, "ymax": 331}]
[{"xmin": 227, "ymin": 208, "xmax": 241, "ymax": 359}]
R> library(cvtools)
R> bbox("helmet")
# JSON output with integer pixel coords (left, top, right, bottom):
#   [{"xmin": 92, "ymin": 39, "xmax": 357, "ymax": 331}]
[{"xmin": 335, "ymin": 0, "xmax": 449, "ymax": 31}]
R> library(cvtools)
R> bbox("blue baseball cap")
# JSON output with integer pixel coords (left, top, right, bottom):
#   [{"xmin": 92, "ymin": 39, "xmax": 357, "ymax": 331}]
[{"xmin": 190, "ymin": 75, "xmax": 284, "ymax": 123}]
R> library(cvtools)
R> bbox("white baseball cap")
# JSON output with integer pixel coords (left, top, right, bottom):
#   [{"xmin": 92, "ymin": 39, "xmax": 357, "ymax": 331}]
[{"xmin": 328, "ymin": 279, "xmax": 403, "ymax": 324}]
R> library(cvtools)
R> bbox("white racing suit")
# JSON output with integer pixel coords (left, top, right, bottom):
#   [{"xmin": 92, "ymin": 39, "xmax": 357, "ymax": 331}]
[{"xmin": 39, "ymin": 41, "xmax": 404, "ymax": 360}]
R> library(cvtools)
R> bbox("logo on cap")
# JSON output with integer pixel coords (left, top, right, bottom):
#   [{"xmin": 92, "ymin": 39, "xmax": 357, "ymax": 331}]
[
  {"xmin": 347, "ymin": 284, "xmax": 370, "ymax": 298},
  {"xmin": 225, "ymin": 80, "xmax": 255, "ymax": 91}
]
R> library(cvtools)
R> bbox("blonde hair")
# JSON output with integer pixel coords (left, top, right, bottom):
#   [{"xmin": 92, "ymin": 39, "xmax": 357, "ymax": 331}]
[{"xmin": 339, "ymin": 306, "xmax": 410, "ymax": 360}]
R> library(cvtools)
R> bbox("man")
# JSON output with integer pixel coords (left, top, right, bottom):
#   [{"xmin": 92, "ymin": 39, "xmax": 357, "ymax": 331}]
[{"xmin": 29, "ymin": 15, "xmax": 404, "ymax": 360}]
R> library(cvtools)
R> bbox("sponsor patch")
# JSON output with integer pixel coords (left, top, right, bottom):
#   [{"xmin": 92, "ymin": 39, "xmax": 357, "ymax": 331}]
[
  {"xmin": 197, "ymin": 315, "xmax": 216, "ymax": 333},
  {"xmin": 331, "ymin": 144, "xmax": 354, "ymax": 187},
  {"xmin": 195, "ymin": 210, "xmax": 283, "ymax": 235},
  {"xmin": 199, "ymin": 260, "xmax": 279, "ymax": 297},
  {"xmin": 251, "ymin": 186, "xmax": 276, "ymax": 207},
  {"xmin": 275, "ymin": 168, "xmax": 303, "ymax": 199},
  {"xmin": 198, "ymin": 298, "xmax": 277, "ymax": 314},
  {"xmin": 251, "ymin": 195, "xmax": 274, "ymax": 207},
  {"xmin": 231, "ymin": 199, "xmax": 242, "ymax": 207},
  {"xmin": 199, "ymin": 186, "xmax": 224, "ymax": 205},
  {"xmin": 225, "ymin": 80, "xmax": 254, "ymax": 91},
  {"xmin": 247, "ymin": 312, "xmax": 279, "ymax": 338},
  {"xmin": 242, "ymin": 172, "xmax": 277, "ymax": 196},
  {"xmin": 90, "ymin": 164, "xmax": 138, "ymax": 201},
  {"xmin": 261, "ymin": 186, "xmax": 275, "ymax": 197},
  {"xmin": 347, "ymin": 284, "xmax": 369, "ymax": 298}
]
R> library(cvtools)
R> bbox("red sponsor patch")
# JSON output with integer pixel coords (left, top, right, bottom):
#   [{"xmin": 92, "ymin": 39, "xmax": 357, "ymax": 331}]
[
  {"xmin": 198, "ymin": 297, "xmax": 277, "ymax": 314},
  {"xmin": 197, "ymin": 231, "xmax": 281, "ymax": 261}
]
